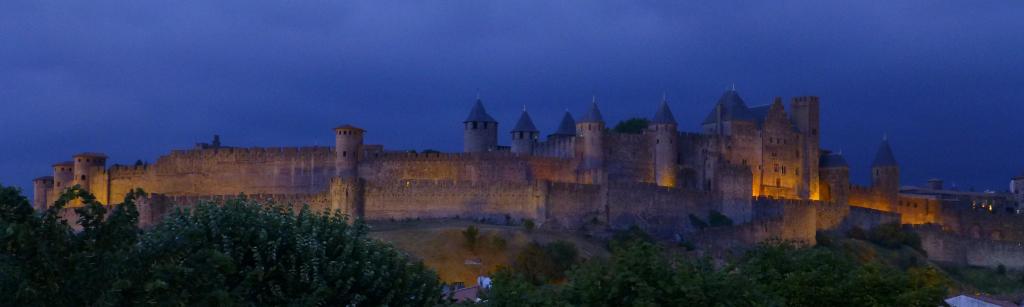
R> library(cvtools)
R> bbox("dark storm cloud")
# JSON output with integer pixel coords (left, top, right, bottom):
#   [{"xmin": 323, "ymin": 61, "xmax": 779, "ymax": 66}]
[{"xmin": 2, "ymin": 1, "xmax": 1023, "ymax": 195}]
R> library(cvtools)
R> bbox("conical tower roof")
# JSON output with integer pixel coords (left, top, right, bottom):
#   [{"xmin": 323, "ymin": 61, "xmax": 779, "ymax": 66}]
[
  {"xmin": 512, "ymin": 109, "xmax": 539, "ymax": 132},
  {"xmin": 820, "ymin": 152, "xmax": 849, "ymax": 168},
  {"xmin": 464, "ymin": 99, "xmax": 497, "ymax": 123},
  {"xmin": 872, "ymin": 137, "xmax": 898, "ymax": 167},
  {"xmin": 651, "ymin": 97, "xmax": 677, "ymax": 125},
  {"xmin": 702, "ymin": 89, "xmax": 754, "ymax": 125},
  {"xmin": 579, "ymin": 99, "xmax": 604, "ymax": 123},
  {"xmin": 551, "ymin": 111, "xmax": 576, "ymax": 137}
]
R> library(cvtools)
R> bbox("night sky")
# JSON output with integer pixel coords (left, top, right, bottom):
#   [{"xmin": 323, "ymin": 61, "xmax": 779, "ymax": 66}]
[{"xmin": 3, "ymin": 1, "xmax": 1023, "ymax": 198}]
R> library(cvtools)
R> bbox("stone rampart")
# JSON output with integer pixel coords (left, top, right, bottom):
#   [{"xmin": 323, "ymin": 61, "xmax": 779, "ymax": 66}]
[
  {"xmin": 108, "ymin": 146, "xmax": 338, "ymax": 203},
  {"xmin": 938, "ymin": 207, "xmax": 1024, "ymax": 241},
  {"xmin": 604, "ymin": 133, "xmax": 654, "ymax": 184},
  {"xmin": 606, "ymin": 182, "xmax": 716, "ymax": 238},
  {"xmin": 915, "ymin": 224, "xmax": 1024, "ymax": 269},
  {"xmin": 359, "ymin": 179, "xmax": 545, "ymax": 223}
]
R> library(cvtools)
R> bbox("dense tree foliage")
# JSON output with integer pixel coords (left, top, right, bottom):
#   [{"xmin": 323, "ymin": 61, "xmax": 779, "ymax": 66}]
[
  {"xmin": 511, "ymin": 241, "xmax": 579, "ymax": 285},
  {"xmin": 0, "ymin": 184, "xmax": 441, "ymax": 306},
  {"xmin": 612, "ymin": 118, "xmax": 650, "ymax": 134},
  {"xmin": 485, "ymin": 239, "xmax": 949, "ymax": 306}
]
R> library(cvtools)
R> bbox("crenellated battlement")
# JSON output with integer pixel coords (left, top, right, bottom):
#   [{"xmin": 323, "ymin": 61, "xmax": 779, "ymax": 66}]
[
  {"xmin": 161, "ymin": 146, "xmax": 336, "ymax": 163},
  {"xmin": 367, "ymin": 150, "xmax": 522, "ymax": 161}
]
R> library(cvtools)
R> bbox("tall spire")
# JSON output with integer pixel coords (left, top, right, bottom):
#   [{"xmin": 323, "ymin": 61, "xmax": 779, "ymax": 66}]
[
  {"xmin": 580, "ymin": 98, "xmax": 604, "ymax": 123},
  {"xmin": 651, "ymin": 95, "xmax": 677, "ymax": 125},
  {"xmin": 872, "ymin": 135, "xmax": 898, "ymax": 167},
  {"xmin": 464, "ymin": 98, "xmax": 496, "ymax": 123},
  {"xmin": 551, "ymin": 111, "xmax": 576, "ymax": 137},
  {"xmin": 512, "ymin": 109, "xmax": 539, "ymax": 132}
]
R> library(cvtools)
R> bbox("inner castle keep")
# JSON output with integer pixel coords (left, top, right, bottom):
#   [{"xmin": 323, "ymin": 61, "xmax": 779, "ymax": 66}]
[{"xmin": 29, "ymin": 89, "xmax": 1024, "ymax": 265}]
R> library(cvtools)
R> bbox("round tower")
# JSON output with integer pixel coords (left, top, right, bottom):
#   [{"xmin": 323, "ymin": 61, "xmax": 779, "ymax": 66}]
[
  {"xmin": 72, "ymin": 153, "xmax": 107, "ymax": 192},
  {"xmin": 334, "ymin": 124, "xmax": 365, "ymax": 178},
  {"xmin": 511, "ymin": 108, "xmax": 539, "ymax": 155},
  {"xmin": 463, "ymin": 98, "xmax": 498, "ymax": 153},
  {"xmin": 577, "ymin": 99, "xmax": 605, "ymax": 171},
  {"xmin": 649, "ymin": 97, "xmax": 678, "ymax": 188},
  {"xmin": 32, "ymin": 176, "xmax": 54, "ymax": 211},
  {"xmin": 52, "ymin": 161, "xmax": 74, "ymax": 191}
]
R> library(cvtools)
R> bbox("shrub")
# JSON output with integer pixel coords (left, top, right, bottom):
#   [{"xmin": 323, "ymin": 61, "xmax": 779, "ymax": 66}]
[
  {"xmin": 847, "ymin": 226, "xmax": 867, "ymax": 240},
  {"xmin": 708, "ymin": 210, "xmax": 733, "ymax": 227},
  {"xmin": 689, "ymin": 214, "xmax": 709, "ymax": 230},
  {"xmin": 491, "ymin": 236, "xmax": 508, "ymax": 251},
  {"xmin": 866, "ymin": 223, "xmax": 923, "ymax": 252},
  {"xmin": 523, "ymin": 219, "xmax": 536, "ymax": 233},
  {"xmin": 511, "ymin": 241, "xmax": 579, "ymax": 284},
  {"xmin": 610, "ymin": 225, "xmax": 654, "ymax": 249},
  {"xmin": 463, "ymin": 225, "xmax": 480, "ymax": 251}
]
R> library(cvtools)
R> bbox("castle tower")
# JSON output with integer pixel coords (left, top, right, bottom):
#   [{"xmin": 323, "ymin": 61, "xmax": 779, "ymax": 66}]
[
  {"xmin": 71, "ymin": 153, "xmax": 108, "ymax": 204},
  {"xmin": 463, "ymin": 98, "xmax": 498, "ymax": 153},
  {"xmin": 791, "ymin": 96, "xmax": 821, "ymax": 199},
  {"xmin": 577, "ymin": 99, "xmax": 605, "ymax": 171},
  {"xmin": 52, "ymin": 161, "xmax": 74, "ymax": 192},
  {"xmin": 548, "ymin": 111, "xmax": 576, "ymax": 139},
  {"xmin": 871, "ymin": 136, "xmax": 900, "ymax": 208},
  {"xmin": 818, "ymin": 151, "xmax": 850, "ymax": 204},
  {"xmin": 32, "ymin": 176, "xmax": 54, "ymax": 211},
  {"xmin": 511, "ymin": 108, "xmax": 539, "ymax": 155},
  {"xmin": 701, "ymin": 88, "xmax": 754, "ymax": 136},
  {"xmin": 71, "ymin": 153, "xmax": 107, "ymax": 190},
  {"xmin": 334, "ymin": 124, "xmax": 365, "ymax": 178},
  {"xmin": 649, "ymin": 96, "xmax": 678, "ymax": 188},
  {"xmin": 1011, "ymin": 172, "xmax": 1024, "ymax": 205}
]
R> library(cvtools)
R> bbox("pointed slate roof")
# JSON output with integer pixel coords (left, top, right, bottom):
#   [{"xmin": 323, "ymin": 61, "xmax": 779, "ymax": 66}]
[
  {"xmin": 579, "ymin": 100, "xmax": 604, "ymax": 123},
  {"xmin": 651, "ymin": 98, "xmax": 677, "ymax": 125},
  {"xmin": 872, "ymin": 137, "xmax": 898, "ymax": 167},
  {"xmin": 551, "ymin": 111, "xmax": 577, "ymax": 137},
  {"xmin": 702, "ymin": 89, "xmax": 755, "ymax": 125},
  {"xmin": 511, "ymin": 110, "xmax": 539, "ymax": 132},
  {"xmin": 464, "ymin": 99, "xmax": 497, "ymax": 123},
  {"xmin": 820, "ymin": 153, "xmax": 849, "ymax": 168}
]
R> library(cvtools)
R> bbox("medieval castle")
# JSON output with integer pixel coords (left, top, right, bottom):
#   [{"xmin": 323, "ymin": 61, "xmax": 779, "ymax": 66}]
[{"xmin": 29, "ymin": 88, "xmax": 1024, "ymax": 268}]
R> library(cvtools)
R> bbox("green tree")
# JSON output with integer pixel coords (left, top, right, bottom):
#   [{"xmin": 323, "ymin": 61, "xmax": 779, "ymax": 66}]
[
  {"xmin": 127, "ymin": 199, "xmax": 441, "ymax": 306},
  {"xmin": 612, "ymin": 118, "xmax": 650, "ymax": 134},
  {"xmin": 0, "ymin": 185, "xmax": 145, "ymax": 306},
  {"xmin": 0, "ymin": 185, "xmax": 443, "ymax": 306},
  {"xmin": 463, "ymin": 225, "xmax": 481, "ymax": 251},
  {"xmin": 510, "ymin": 241, "xmax": 579, "ymax": 285}
]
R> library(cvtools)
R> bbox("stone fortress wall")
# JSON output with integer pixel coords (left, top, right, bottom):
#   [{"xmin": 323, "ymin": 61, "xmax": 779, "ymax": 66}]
[{"xmin": 33, "ymin": 89, "xmax": 1024, "ymax": 268}]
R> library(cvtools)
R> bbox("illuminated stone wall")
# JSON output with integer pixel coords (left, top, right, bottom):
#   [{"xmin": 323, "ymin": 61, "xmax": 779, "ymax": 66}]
[{"xmin": 108, "ymin": 147, "xmax": 338, "ymax": 202}]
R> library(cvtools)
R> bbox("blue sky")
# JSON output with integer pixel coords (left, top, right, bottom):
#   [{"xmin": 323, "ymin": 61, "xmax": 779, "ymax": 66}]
[{"xmin": 2, "ymin": 1, "xmax": 1023, "ymax": 196}]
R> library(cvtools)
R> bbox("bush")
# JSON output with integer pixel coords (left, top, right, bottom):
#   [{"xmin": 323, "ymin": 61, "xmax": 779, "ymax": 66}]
[
  {"xmin": 463, "ymin": 225, "xmax": 480, "ymax": 251},
  {"xmin": 708, "ymin": 210, "xmax": 733, "ymax": 227},
  {"xmin": 847, "ymin": 226, "xmax": 867, "ymax": 240},
  {"xmin": 610, "ymin": 225, "xmax": 654, "ymax": 249},
  {"xmin": 523, "ymin": 219, "xmax": 536, "ymax": 233},
  {"xmin": 491, "ymin": 236, "xmax": 508, "ymax": 251},
  {"xmin": 689, "ymin": 214, "xmax": 709, "ymax": 230},
  {"xmin": 511, "ymin": 241, "xmax": 579, "ymax": 284},
  {"xmin": 866, "ymin": 223, "xmax": 924, "ymax": 252}
]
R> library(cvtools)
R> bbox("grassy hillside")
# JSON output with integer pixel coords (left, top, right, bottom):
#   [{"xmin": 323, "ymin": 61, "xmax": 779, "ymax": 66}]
[{"xmin": 368, "ymin": 220, "xmax": 609, "ymax": 284}]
